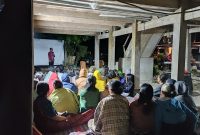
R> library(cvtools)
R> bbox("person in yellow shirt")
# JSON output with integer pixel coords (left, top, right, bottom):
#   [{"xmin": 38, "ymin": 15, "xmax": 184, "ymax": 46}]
[
  {"xmin": 93, "ymin": 70, "xmax": 106, "ymax": 92},
  {"xmin": 49, "ymin": 80, "xmax": 79, "ymax": 114}
]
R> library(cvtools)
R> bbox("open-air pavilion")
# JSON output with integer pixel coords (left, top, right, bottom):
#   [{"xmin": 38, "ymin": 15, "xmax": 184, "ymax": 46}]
[
  {"xmin": 34, "ymin": 0, "xmax": 200, "ymax": 88},
  {"xmin": 1, "ymin": 0, "xmax": 200, "ymax": 134}
]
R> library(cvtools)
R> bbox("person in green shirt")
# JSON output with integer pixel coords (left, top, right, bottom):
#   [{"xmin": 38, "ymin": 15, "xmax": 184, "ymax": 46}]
[{"xmin": 79, "ymin": 76, "xmax": 100, "ymax": 113}]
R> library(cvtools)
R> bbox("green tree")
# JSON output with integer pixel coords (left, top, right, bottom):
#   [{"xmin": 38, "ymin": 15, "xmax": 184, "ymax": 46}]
[{"xmin": 63, "ymin": 35, "xmax": 91, "ymax": 66}]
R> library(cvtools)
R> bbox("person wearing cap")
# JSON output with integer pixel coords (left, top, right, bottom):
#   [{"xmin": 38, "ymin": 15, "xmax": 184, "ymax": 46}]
[
  {"xmin": 130, "ymin": 83, "xmax": 155, "ymax": 135},
  {"xmin": 155, "ymin": 83, "xmax": 198, "ymax": 135},
  {"xmin": 89, "ymin": 80, "xmax": 130, "ymax": 135},
  {"xmin": 174, "ymin": 81, "xmax": 198, "ymax": 115}
]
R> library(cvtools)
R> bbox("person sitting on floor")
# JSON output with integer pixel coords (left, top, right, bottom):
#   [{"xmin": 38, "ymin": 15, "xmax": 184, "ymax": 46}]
[
  {"xmin": 122, "ymin": 73, "xmax": 135, "ymax": 97},
  {"xmin": 155, "ymin": 83, "xmax": 198, "ymax": 135},
  {"xmin": 93, "ymin": 70, "xmax": 106, "ymax": 92},
  {"xmin": 34, "ymin": 82, "xmax": 95, "ymax": 134},
  {"xmin": 130, "ymin": 83, "xmax": 155, "ymax": 135},
  {"xmin": 89, "ymin": 80, "xmax": 130, "ymax": 135},
  {"xmin": 174, "ymin": 81, "xmax": 199, "ymax": 115},
  {"xmin": 49, "ymin": 80, "xmax": 79, "ymax": 114},
  {"xmin": 107, "ymin": 70, "xmax": 119, "ymax": 82},
  {"xmin": 61, "ymin": 73, "xmax": 78, "ymax": 94},
  {"xmin": 75, "ymin": 68, "xmax": 87, "ymax": 94},
  {"xmin": 154, "ymin": 73, "xmax": 169, "ymax": 97},
  {"xmin": 79, "ymin": 76, "xmax": 100, "ymax": 113}
]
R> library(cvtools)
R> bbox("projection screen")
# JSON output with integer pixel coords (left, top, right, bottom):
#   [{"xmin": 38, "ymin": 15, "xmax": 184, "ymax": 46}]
[{"xmin": 34, "ymin": 39, "xmax": 64, "ymax": 66}]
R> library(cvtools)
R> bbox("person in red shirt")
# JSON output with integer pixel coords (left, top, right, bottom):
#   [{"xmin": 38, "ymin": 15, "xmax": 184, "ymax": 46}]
[{"xmin": 48, "ymin": 48, "xmax": 55, "ymax": 66}]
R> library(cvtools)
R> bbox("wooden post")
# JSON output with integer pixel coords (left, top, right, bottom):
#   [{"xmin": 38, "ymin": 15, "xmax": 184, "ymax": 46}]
[
  {"xmin": 171, "ymin": 7, "xmax": 187, "ymax": 80},
  {"xmin": 131, "ymin": 20, "xmax": 141, "ymax": 89},
  {"xmin": 95, "ymin": 35, "xmax": 100, "ymax": 68},
  {"xmin": 185, "ymin": 29, "xmax": 192, "ymax": 72},
  {"xmin": 108, "ymin": 27, "xmax": 115, "ymax": 69}
]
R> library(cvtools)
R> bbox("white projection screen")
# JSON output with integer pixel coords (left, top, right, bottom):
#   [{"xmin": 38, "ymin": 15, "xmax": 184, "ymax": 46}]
[{"xmin": 34, "ymin": 39, "xmax": 64, "ymax": 66}]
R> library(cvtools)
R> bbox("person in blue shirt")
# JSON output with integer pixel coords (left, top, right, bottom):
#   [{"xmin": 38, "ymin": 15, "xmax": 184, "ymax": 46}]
[
  {"xmin": 61, "ymin": 73, "xmax": 78, "ymax": 94},
  {"xmin": 155, "ymin": 83, "xmax": 198, "ymax": 135},
  {"xmin": 174, "ymin": 81, "xmax": 199, "ymax": 115}
]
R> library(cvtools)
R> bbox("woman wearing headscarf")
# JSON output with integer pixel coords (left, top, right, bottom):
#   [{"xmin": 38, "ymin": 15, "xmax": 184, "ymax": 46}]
[
  {"xmin": 61, "ymin": 73, "xmax": 78, "ymax": 94},
  {"xmin": 93, "ymin": 70, "xmax": 106, "ymax": 92},
  {"xmin": 174, "ymin": 81, "xmax": 198, "ymax": 115},
  {"xmin": 130, "ymin": 83, "xmax": 155, "ymax": 135},
  {"xmin": 75, "ymin": 68, "xmax": 87, "ymax": 93},
  {"xmin": 79, "ymin": 76, "xmax": 100, "ymax": 113}
]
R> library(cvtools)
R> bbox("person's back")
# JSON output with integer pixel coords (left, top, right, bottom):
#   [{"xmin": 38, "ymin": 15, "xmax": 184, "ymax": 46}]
[
  {"xmin": 49, "ymin": 80, "xmax": 79, "ymax": 113},
  {"xmin": 98, "ymin": 95, "xmax": 129, "ymax": 135},
  {"xmin": 174, "ymin": 81, "xmax": 199, "ymax": 114},
  {"xmin": 92, "ymin": 80, "xmax": 130, "ymax": 135},
  {"xmin": 155, "ymin": 83, "xmax": 197, "ymax": 135},
  {"xmin": 75, "ymin": 69, "xmax": 87, "ymax": 92},
  {"xmin": 130, "ymin": 83, "xmax": 155, "ymax": 135},
  {"xmin": 49, "ymin": 87, "xmax": 79, "ymax": 113},
  {"xmin": 79, "ymin": 86, "xmax": 100, "ymax": 113},
  {"xmin": 61, "ymin": 73, "xmax": 78, "ymax": 94}
]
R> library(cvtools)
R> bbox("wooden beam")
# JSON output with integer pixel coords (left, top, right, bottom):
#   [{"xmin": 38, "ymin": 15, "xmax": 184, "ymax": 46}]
[
  {"xmin": 113, "ymin": 27, "xmax": 132, "ymax": 37},
  {"xmin": 138, "ymin": 14, "xmax": 178, "ymax": 31},
  {"xmin": 33, "ymin": 3, "xmax": 147, "ymax": 22},
  {"xmin": 34, "ymin": 14, "xmax": 129, "ymax": 26},
  {"xmin": 116, "ymin": 0, "xmax": 179, "ymax": 8},
  {"xmin": 34, "ymin": 28, "xmax": 96, "ymax": 35},
  {"xmin": 34, "ymin": 20, "xmax": 110, "ymax": 32},
  {"xmin": 185, "ymin": 6, "xmax": 200, "ymax": 20},
  {"xmin": 98, "ymin": 33, "xmax": 109, "ymax": 39},
  {"xmin": 189, "ymin": 27, "xmax": 200, "ymax": 33}
]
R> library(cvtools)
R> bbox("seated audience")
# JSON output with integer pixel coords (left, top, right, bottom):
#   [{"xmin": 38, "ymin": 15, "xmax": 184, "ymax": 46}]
[
  {"xmin": 93, "ymin": 70, "xmax": 106, "ymax": 92},
  {"xmin": 79, "ymin": 76, "xmax": 100, "ymax": 113},
  {"xmin": 123, "ymin": 73, "xmax": 135, "ymax": 97},
  {"xmin": 155, "ymin": 83, "xmax": 198, "ymax": 135},
  {"xmin": 61, "ymin": 73, "xmax": 78, "ymax": 94},
  {"xmin": 89, "ymin": 80, "xmax": 130, "ymax": 134},
  {"xmin": 130, "ymin": 83, "xmax": 155, "ymax": 135},
  {"xmin": 75, "ymin": 69, "xmax": 87, "ymax": 93},
  {"xmin": 88, "ymin": 66, "xmax": 96, "ymax": 77},
  {"xmin": 174, "ymin": 81, "xmax": 199, "ymax": 115},
  {"xmin": 154, "ymin": 73, "xmax": 169, "ymax": 97},
  {"xmin": 49, "ymin": 80, "xmax": 79, "ymax": 114},
  {"xmin": 34, "ymin": 82, "xmax": 95, "ymax": 134},
  {"xmin": 166, "ymin": 78, "xmax": 176, "ymax": 85},
  {"xmin": 107, "ymin": 70, "xmax": 119, "ymax": 82}
]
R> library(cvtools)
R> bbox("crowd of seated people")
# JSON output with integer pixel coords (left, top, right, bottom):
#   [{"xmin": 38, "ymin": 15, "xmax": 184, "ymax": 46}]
[{"xmin": 33, "ymin": 66, "xmax": 199, "ymax": 135}]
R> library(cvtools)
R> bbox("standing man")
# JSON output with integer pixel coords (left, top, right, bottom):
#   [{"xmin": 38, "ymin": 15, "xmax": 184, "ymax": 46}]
[{"xmin": 48, "ymin": 48, "xmax": 55, "ymax": 67}]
